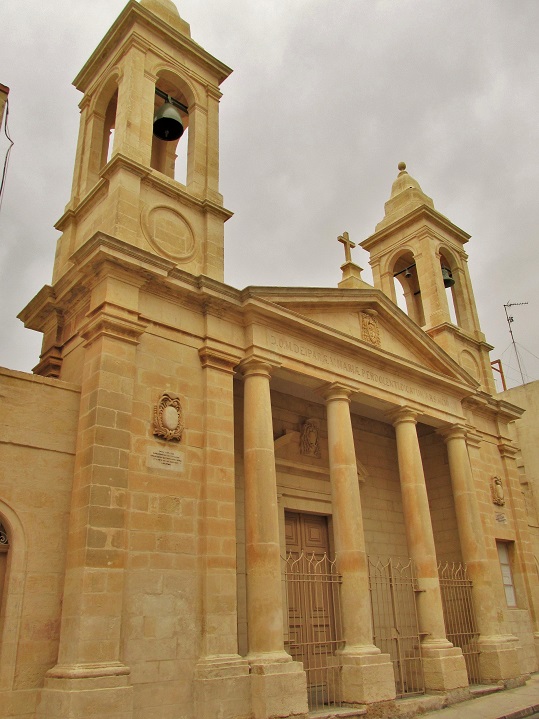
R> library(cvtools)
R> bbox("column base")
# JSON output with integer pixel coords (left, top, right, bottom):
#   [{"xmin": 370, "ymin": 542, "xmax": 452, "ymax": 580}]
[
  {"xmin": 534, "ymin": 632, "xmax": 539, "ymax": 671},
  {"xmin": 249, "ymin": 653, "xmax": 308, "ymax": 719},
  {"xmin": 194, "ymin": 655, "xmax": 251, "ymax": 719},
  {"xmin": 421, "ymin": 642, "xmax": 469, "ymax": 691},
  {"xmin": 478, "ymin": 635, "xmax": 522, "ymax": 683},
  {"xmin": 36, "ymin": 663, "xmax": 133, "ymax": 719},
  {"xmin": 339, "ymin": 648, "xmax": 396, "ymax": 704}
]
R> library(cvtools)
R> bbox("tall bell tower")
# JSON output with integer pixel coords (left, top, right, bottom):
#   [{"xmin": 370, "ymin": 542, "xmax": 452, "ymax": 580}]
[
  {"xmin": 52, "ymin": 0, "xmax": 232, "ymax": 285},
  {"xmin": 22, "ymin": 0, "xmax": 232, "ymax": 380},
  {"xmin": 361, "ymin": 163, "xmax": 496, "ymax": 393}
]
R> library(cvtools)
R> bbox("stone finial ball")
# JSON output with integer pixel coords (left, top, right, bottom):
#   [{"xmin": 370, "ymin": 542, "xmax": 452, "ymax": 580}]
[{"xmin": 398, "ymin": 161, "xmax": 407, "ymax": 171}]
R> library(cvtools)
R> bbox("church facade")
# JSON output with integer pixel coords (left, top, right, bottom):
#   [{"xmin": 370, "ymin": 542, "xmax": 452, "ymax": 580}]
[{"xmin": 1, "ymin": 2, "xmax": 538, "ymax": 718}]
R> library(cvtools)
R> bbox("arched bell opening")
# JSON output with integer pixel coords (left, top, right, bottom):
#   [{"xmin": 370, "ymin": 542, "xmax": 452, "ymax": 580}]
[
  {"xmin": 151, "ymin": 71, "xmax": 192, "ymax": 184},
  {"xmin": 83, "ymin": 75, "xmax": 119, "ymax": 195},
  {"xmin": 439, "ymin": 249, "xmax": 459, "ymax": 327},
  {"xmin": 392, "ymin": 252, "xmax": 425, "ymax": 327},
  {"xmin": 102, "ymin": 91, "xmax": 118, "ymax": 167}
]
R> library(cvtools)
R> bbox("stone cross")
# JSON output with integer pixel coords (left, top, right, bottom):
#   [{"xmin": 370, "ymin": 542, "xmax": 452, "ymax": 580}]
[{"xmin": 338, "ymin": 231, "xmax": 355, "ymax": 263}]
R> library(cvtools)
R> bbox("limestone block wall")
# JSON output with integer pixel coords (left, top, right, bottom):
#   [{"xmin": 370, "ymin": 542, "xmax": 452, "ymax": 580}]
[
  {"xmin": 467, "ymin": 408, "xmax": 539, "ymax": 671},
  {"xmin": 506, "ymin": 608, "xmax": 537, "ymax": 674},
  {"xmin": 353, "ymin": 416, "xmax": 408, "ymax": 560},
  {"xmin": 123, "ymin": 323, "xmax": 205, "ymax": 717},
  {"xmin": 0, "ymin": 368, "xmax": 80, "ymax": 717},
  {"xmin": 500, "ymin": 382, "xmax": 539, "ymax": 564},
  {"xmin": 419, "ymin": 429, "xmax": 462, "ymax": 563}
]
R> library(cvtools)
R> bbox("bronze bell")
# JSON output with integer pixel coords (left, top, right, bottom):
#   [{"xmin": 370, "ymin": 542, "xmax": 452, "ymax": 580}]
[
  {"xmin": 153, "ymin": 99, "xmax": 184, "ymax": 141},
  {"xmin": 441, "ymin": 266, "xmax": 455, "ymax": 288}
]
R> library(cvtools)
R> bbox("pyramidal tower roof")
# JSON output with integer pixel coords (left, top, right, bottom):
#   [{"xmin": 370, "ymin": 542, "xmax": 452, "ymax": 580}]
[
  {"xmin": 139, "ymin": 0, "xmax": 191, "ymax": 36},
  {"xmin": 375, "ymin": 162, "xmax": 435, "ymax": 231}
]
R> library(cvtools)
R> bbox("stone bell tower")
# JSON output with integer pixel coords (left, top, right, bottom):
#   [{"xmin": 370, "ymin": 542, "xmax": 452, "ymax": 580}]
[
  {"xmin": 52, "ymin": 0, "xmax": 232, "ymax": 286},
  {"xmin": 361, "ymin": 162, "xmax": 496, "ymax": 393},
  {"xmin": 22, "ymin": 0, "xmax": 232, "ymax": 380}
]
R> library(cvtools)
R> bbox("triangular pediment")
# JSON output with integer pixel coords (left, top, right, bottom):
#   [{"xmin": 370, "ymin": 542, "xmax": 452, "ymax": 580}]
[{"xmin": 241, "ymin": 286, "xmax": 478, "ymax": 388}]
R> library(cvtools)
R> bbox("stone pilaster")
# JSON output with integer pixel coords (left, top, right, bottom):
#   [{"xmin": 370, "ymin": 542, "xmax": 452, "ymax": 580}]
[
  {"xmin": 390, "ymin": 407, "xmax": 468, "ymax": 692},
  {"xmin": 194, "ymin": 346, "xmax": 250, "ymax": 719},
  {"xmin": 439, "ymin": 425, "xmax": 521, "ymax": 682},
  {"xmin": 240, "ymin": 358, "xmax": 307, "ymax": 719},
  {"xmin": 36, "ymin": 270, "xmax": 145, "ymax": 719}
]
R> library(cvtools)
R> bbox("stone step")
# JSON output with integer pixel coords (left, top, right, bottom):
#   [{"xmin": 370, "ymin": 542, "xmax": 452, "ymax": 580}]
[
  {"xmin": 470, "ymin": 683, "xmax": 505, "ymax": 698},
  {"xmin": 308, "ymin": 706, "xmax": 367, "ymax": 719},
  {"xmin": 394, "ymin": 693, "xmax": 446, "ymax": 718}
]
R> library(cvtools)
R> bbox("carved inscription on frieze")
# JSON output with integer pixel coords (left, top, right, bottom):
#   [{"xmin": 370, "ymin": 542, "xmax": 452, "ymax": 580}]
[{"xmin": 266, "ymin": 330, "xmax": 451, "ymax": 410}]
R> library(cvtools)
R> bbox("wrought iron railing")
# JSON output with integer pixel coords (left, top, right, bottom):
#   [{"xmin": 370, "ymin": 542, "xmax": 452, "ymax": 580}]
[
  {"xmin": 438, "ymin": 561, "xmax": 481, "ymax": 685},
  {"xmin": 283, "ymin": 552, "xmax": 344, "ymax": 711},
  {"xmin": 368, "ymin": 556, "xmax": 425, "ymax": 697}
]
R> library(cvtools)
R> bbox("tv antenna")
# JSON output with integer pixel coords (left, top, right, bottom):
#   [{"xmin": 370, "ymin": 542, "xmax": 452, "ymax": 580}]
[{"xmin": 503, "ymin": 301, "xmax": 528, "ymax": 385}]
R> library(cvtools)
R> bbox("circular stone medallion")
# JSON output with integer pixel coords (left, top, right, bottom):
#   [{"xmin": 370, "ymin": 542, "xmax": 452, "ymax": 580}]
[{"xmin": 142, "ymin": 205, "xmax": 195, "ymax": 261}]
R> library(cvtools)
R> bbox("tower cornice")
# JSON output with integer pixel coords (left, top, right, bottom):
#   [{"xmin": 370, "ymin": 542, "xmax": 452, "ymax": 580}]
[
  {"xmin": 74, "ymin": 1, "xmax": 232, "ymax": 93},
  {"xmin": 360, "ymin": 204, "xmax": 471, "ymax": 253}
]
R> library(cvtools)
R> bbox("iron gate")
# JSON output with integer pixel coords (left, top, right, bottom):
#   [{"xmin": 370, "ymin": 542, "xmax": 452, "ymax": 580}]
[
  {"xmin": 438, "ymin": 561, "xmax": 481, "ymax": 685},
  {"xmin": 368, "ymin": 557, "xmax": 425, "ymax": 697},
  {"xmin": 283, "ymin": 552, "xmax": 344, "ymax": 711}
]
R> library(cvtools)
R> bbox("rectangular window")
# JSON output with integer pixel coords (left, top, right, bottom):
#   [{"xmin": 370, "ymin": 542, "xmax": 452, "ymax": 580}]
[{"xmin": 497, "ymin": 541, "xmax": 517, "ymax": 608}]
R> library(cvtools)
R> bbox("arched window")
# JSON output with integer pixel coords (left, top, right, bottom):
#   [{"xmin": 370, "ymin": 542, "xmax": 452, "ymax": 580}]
[{"xmin": 392, "ymin": 252, "xmax": 425, "ymax": 326}]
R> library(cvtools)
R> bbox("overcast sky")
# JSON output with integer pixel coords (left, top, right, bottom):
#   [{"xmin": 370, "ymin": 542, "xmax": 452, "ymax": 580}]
[{"xmin": 1, "ymin": 0, "xmax": 538, "ymax": 391}]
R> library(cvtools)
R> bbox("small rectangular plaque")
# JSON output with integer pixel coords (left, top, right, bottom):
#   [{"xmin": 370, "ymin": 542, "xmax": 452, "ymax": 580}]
[{"xmin": 147, "ymin": 447, "xmax": 185, "ymax": 472}]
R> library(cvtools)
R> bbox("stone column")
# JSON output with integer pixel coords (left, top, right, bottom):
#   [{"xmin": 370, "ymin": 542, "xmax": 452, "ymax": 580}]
[
  {"xmin": 390, "ymin": 407, "xmax": 468, "ymax": 693},
  {"xmin": 324, "ymin": 384, "xmax": 395, "ymax": 704},
  {"xmin": 240, "ymin": 358, "xmax": 307, "ymax": 719},
  {"xmin": 194, "ymin": 346, "xmax": 250, "ymax": 719},
  {"xmin": 439, "ymin": 425, "xmax": 521, "ymax": 682}
]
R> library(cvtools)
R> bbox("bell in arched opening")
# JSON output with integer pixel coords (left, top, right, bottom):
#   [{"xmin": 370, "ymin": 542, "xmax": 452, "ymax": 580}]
[
  {"xmin": 441, "ymin": 266, "xmax": 455, "ymax": 288},
  {"xmin": 153, "ymin": 98, "xmax": 184, "ymax": 142}
]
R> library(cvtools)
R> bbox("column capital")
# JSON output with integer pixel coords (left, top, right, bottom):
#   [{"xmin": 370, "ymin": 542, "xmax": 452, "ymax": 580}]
[
  {"xmin": 198, "ymin": 346, "xmax": 242, "ymax": 373},
  {"xmin": 437, "ymin": 423, "xmax": 468, "ymax": 443},
  {"xmin": 238, "ymin": 356, "xmax": 278, "ymax": 380},
  {"xmin": 320, "ymin": 382, "xmax": 353, "ymax": 403},
  {"xmin": 498, "ymin": 441, "xmax": 519, "ymax": 460},
  {"xmin": 386, "ymin": 405, "xmax": 418, "ymax": 427},
  {"xmin": 465, "ymin": 429, "xmax": 483, "ymax": 449}
]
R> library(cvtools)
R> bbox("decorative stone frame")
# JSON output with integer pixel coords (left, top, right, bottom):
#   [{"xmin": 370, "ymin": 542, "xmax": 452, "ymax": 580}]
[
  {"xmin": 153, "ymin": 391, "xmax": 184, "ymax": 442},
  {"xmin": 491, "ymin": 476, "xmax": 505, "ymax": 506}
]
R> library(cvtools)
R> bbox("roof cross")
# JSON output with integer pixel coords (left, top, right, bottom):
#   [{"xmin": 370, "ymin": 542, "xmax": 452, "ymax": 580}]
[{"xmin": 338, "ymin": 231, "xmax": 355, "ymax": 263}]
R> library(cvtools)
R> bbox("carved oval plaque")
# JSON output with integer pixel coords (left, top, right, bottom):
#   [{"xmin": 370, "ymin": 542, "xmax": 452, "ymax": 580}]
[
  {"xmin": 142, "ymin": 205, "xmax": 195, "ymax": 261},
  {"xmin": 163, "ymin": 405, "xmax": 180, "ymax": 431}
]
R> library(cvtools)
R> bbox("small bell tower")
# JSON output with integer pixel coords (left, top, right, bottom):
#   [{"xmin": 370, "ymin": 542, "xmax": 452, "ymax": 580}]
[
  {"xmin": 52, "ymin": 0, "xmax": 232, "ymax": 285},
  {"xmin": 361, "ymin": 163, "xmax": 496, "ymax": 393}
]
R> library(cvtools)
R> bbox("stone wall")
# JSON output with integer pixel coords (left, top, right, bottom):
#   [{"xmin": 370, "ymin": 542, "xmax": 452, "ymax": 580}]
[{"xmin": 0, "ymin": 368, "xmax": 80, "ymax": 717}]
